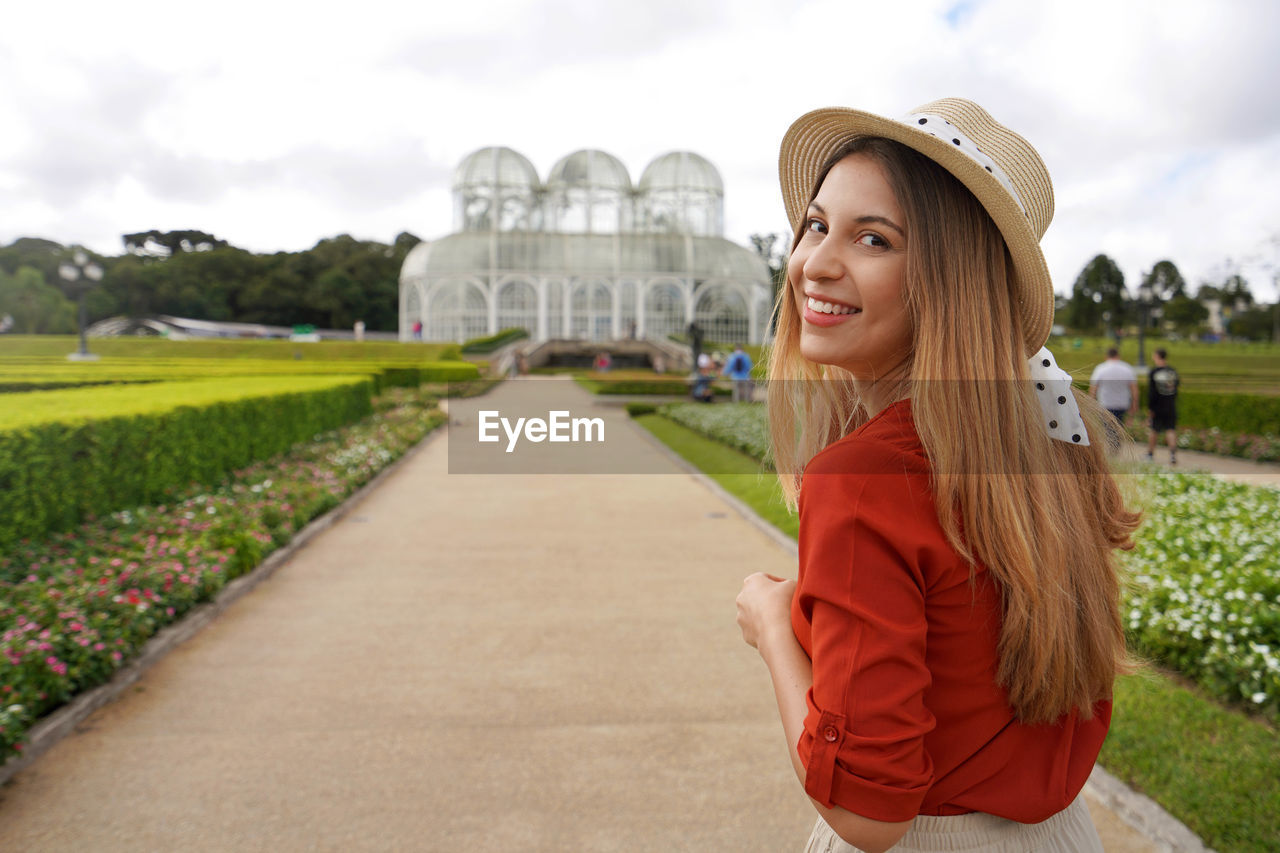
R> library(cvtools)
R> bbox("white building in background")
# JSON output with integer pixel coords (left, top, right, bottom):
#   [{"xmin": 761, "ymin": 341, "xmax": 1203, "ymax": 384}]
[{"xmin": 399, "ymin": 147, "xmax": 774, "ymax": 344}]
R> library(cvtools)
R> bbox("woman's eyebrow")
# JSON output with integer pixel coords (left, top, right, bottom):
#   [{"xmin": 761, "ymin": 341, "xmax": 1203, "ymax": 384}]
[{"xmin": 807, "ymin": 202, "xmax": 905, "ymax": 237}]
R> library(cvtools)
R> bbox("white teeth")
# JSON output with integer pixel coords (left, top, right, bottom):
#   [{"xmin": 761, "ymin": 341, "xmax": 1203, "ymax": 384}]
[{"xmin": 807, "ymin": 297, "xmax": 858, "ymax": 315}]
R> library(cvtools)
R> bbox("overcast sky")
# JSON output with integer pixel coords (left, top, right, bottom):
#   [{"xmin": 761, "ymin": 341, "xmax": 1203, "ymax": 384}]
[{"xmin": 2, "ymin": 0, "xmax": 1277, "ymax": 301}]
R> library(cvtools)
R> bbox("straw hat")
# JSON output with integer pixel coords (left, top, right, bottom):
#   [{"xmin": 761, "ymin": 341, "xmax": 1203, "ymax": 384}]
[{"xmin": 779, "ymin": 98, "xmax": 1055, "ymax": 355}]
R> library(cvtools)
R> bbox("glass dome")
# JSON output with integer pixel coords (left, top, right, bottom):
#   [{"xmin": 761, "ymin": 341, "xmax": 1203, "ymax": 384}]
[
  {"xmin": 453, "ymin": 146, "xmax": 541, "ymax": 232},
  {"xmin": 544, "ymin": 149, "xmax": 631, "ymax": 234},
  {"xmin": 637, "ymin": 151, "xmax": 724, "ymax": 237}
]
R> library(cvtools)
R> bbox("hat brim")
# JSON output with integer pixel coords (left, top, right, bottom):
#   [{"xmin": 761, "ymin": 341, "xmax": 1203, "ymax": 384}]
[{"xmin": 779, "ymin": 107, "xmax": 1054, "ymax": 355}]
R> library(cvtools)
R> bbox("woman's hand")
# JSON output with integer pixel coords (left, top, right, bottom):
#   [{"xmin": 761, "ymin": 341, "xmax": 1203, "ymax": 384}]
[{"xmin": 736, "ymin": 573, "xmax": 797, "ymax": 650}]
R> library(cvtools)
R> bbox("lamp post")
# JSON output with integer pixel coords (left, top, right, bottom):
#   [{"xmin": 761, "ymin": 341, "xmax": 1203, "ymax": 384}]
[
  {"xmin": 60, "ymin": 250, "xmax": 103, "ymax": 362},
  {"xmin": 1136, "ymin": 280, "xmax": 1154, "ymax": 368}
]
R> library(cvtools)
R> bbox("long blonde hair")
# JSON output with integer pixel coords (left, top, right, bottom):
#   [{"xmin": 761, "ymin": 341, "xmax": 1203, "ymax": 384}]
[{"xmin": 768, "ymin": 137, "xmax": 1141, "ymax": 724}]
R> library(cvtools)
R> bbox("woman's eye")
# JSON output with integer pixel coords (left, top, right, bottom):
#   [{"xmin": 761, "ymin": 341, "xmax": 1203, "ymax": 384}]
[
  {"xmin": 857, "ymin": 233, "xmax": 888, "ymax": 248},
  {"xmin": 805, "ymin": 218, "xmax": 827, "ymax": 234}
]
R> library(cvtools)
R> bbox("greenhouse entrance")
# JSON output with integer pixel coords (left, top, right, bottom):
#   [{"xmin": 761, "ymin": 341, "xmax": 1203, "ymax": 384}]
[{"xmin": 505, "ymin": 338, "xmax": 693, "ymax": 373}]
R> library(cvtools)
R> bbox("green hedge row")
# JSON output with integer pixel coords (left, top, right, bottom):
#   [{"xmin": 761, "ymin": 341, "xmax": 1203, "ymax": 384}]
[
  {"xmin": 0, "ymin": 361, "xmax": 479, "ymax": 396},
  {"xmin": 1144, "ymin": 388, "xmax": 1280, "ymax": 435},
  {"xmin": 1069, "ymin": 381, "xmax": 1279, "ymax": 436},
  {"xmin": 0, "ymin": 377, "xmax": 374, "ymax": 551},
  {"xmin": 379, "ymin": 361, "xmax": 481, "ymax": 387},
  {"xmin": 460, "ymin": 327, "xmax": 529, "ymax": 354}
]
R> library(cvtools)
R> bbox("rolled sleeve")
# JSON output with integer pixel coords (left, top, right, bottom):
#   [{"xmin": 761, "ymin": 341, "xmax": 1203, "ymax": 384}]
[{"xmin": 793, "ymin": 438, "xmax": 937, "ymax": 822}]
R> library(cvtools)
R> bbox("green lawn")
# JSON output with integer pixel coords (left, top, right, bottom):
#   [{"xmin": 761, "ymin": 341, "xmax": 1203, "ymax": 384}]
[{"xmin": 634, "ymin": 411, "xmax": 1280, "ymax": 853}]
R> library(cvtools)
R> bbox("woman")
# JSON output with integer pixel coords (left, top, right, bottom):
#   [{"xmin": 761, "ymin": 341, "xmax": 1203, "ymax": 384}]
[{"xmin": 736, "ymin": 99, "xmax": 1140, "ymax": 852}]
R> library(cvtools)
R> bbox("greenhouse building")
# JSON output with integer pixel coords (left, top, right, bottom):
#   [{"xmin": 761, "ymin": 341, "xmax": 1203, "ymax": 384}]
[{"xmin": 399, "ymin": 147, "xmax": 774, "ymax": 344}]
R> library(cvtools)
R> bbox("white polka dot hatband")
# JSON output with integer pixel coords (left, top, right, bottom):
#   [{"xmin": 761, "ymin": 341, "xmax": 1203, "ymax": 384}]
[{"xmin": 779, "ymin": 97, "xmax": 1056, "ymax": 357}]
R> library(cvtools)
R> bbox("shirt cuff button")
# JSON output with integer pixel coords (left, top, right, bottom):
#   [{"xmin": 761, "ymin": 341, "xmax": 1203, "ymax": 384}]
[{"xmin": 823, "ymin": 726, "xmax": 839, "ymax": 743}]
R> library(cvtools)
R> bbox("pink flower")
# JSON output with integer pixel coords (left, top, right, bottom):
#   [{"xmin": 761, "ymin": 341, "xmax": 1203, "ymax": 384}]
[{"xmin": 94, "ymin": 643, "xmax": 105, "ymax": 651}]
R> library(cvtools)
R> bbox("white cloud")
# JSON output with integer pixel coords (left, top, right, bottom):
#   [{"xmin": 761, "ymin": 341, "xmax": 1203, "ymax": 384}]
[{"xmin": 1, "ymin": 0, "xmax": 1277, "ymax": 302}]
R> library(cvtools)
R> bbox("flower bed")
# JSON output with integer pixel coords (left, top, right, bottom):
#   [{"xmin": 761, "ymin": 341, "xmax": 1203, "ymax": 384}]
[
  {"xmin": 1128, "ymin": 423, "xmax": 1280, "ymax": 463},
  {"xmin": 1124, "ymin": 471, "xmax": 1280, "ymax": 720},
  {"xmin": 659, "ymin": 402, "xmax": 771, "ymax": 462},
  {"xmin": 0, "ymin": 387, "xmax": 446, "ymax": 762}
]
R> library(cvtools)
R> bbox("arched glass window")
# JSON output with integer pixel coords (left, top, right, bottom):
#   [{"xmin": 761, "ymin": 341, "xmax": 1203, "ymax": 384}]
[
  {"xmin": 404, "ymin": 283, "xmax": 422, "ymax": 333},
  {"xmin": 643, "ymin": 281, "xmax": 687, "ymax": 341},
  {"xmin": 496, "ymin": 279, "xmax": 538, "ymax": 335},
  {"xmin": 694, "ymin": 283, "xmax": 748, "ymax": 343},
  {"xmin": 426, "ymin": 280, "xmax": 488, "ymax": 342},
  {"xmin": 570, "ymin": 280, "xmax": 613, "ymax": 341}
]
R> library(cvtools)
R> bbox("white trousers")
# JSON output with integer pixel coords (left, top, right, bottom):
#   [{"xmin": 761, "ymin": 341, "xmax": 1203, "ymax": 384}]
[{"xmin": 803, "ymin": 796, "xmax": 1103, "ymax": 853}]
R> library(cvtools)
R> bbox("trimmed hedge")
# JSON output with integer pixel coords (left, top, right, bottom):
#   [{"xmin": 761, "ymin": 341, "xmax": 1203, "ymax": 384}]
[
  {"xmin": 1071, "ymin": 381, "xmax": 1278, "ymax": 437},
  {"xmin": 380, "ymin": 361, "xmax": 481, "ymax": 387},
  {"xmin": 0, "ymin": 376, "xmax": 374, "ymax": 551},
  {"xmin": 0, "ymin": 335, "xmax": 464, "ymax": 362},
  {"xmin": 0, "ymin": 359, "xmax": 479, "ymax": 390},
  {"xmin": 460, "ymin": 327, "xmax": 529, "ymax": 354},
  {"xmin": 1149, "ymin": 388, "xmax": 1280, "ymax": 436}
]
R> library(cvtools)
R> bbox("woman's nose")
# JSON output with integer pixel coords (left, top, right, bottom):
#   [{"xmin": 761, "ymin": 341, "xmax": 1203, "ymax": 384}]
[{"xmin": 800, "ymin": 238, "xmax": 844, "ymax": 283}]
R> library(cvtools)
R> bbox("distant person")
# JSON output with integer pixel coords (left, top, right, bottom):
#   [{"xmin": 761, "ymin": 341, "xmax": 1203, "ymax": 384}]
[
  {"xmin": 0, "ymin": 313, "xmax": 13, "ymax": 334},
  {"xmin": 1146, "ymin": 348, "xmax": 1180, "ymax": 465},
  {"xmin": 353, "ymin": 319, "xmax": 365, "ymax": 342},
  {"xmin": 1089, "ymin": 347, "xmax": 1137, "ymax": 430},
  {"xmin": 687, "ymin": 321, "xmax": 704, "ymax": 368},
  {"xmin": 692, "ymin": 351, "xmax": 714, "ymax": 402},
  {"xmin": 722, "ymin": 344, "xmax": 755, "ymax": 403},
  {"xmin": 593, "ymin": 351, "xmax": 612, "ymax": 372},
  {"xmin": 652, "ymin": 353, "xmax": 666, "ymax": 374},
  {"xmin": 411, "ymin": 320, "xmax": 423, "ymax": 341},
  {"xmin": 516, "ymin": 349, "xmax": 529, "ymax": 376}
]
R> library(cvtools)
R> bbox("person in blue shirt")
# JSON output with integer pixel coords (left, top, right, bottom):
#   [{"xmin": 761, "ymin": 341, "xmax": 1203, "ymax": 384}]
[{"xmin": 723, "ymin": 344, "xmax": 755, "ymax": 403}]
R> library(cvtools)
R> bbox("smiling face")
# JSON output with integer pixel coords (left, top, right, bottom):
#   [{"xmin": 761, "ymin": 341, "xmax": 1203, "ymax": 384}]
[{"xmin": 788, "ymin": 154, "xmax": 912, "ymax": 381}]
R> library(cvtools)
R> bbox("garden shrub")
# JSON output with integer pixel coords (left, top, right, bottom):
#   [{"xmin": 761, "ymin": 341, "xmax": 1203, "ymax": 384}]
[
  {"xmin": 460, "ymin": 328, "xmax": 528, "ymax": 354},
  {"xmin": 0, "ymin": 376, "xmax": 374, "ymax": 551},
  {"xmin": 625, "ymin": 402, "xmax": 658, "ymax": 417}
]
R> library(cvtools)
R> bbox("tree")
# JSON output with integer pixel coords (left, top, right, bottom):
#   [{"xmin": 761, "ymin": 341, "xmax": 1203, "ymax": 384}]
[
  {"xmin": 1140, "ymin": 260, "xmax": 1186, "ymax": 302},
  {"xmin": 122, "ymin": 230, "xmax": 229, "ymax": 258},
  {"xmin": 1220, "ymin": 273, "xmax": 1254, "ymax": 308},
  {"xmin": 1162, "ymin": 295, "xmax": 1209, "ymax": 337},
  {"xmin": 0, "ymin": 237, "xmax": 66, "ymax": 286},
  {"xmin": 1226, "ymin": 305, "xmax": 1275, "ymax": 341},
  {"xmin": 1066, "ymin": 254, "xmax": 1127, "ymax": 335},
  {"xmin": 0, "ymin": 266, "xmax": 77, "ymax": 333}
]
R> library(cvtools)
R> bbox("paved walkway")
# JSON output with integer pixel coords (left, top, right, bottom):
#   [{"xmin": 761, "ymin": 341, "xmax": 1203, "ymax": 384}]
[{"xmin": 0, "ymin": 378, "xmax": 1224, "ymax": 851}]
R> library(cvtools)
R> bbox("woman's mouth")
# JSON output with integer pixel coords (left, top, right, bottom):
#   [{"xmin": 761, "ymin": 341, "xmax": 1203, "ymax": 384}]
[{"xmin": 804, "ymin": 296, "xmax": 860, "ymax": 327}]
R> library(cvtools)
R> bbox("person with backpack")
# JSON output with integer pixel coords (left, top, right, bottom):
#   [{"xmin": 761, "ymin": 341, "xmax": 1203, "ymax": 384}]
[{"xmin": 723, "ymin": 344, "xmax": 755, "ymax": 403}]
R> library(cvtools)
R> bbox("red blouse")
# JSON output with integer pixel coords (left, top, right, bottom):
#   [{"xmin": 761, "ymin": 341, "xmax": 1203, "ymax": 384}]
[{"xmin": 791, "ymin": 399, "xmax": 1109, "ymax": 824}]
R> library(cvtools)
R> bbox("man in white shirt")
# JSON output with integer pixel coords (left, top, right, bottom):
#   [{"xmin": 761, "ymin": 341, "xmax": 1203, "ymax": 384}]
[{"xmin": 1088, "ymin": 348, "xmax": 1138, "ymax": 426}]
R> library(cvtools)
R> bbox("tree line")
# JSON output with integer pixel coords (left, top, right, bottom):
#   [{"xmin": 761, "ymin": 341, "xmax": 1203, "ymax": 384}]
[
  {"xmin": 1061, "ymin": 253, "xmax": 1274, "ymax": 341},
  {"xmin": 3, "ymin": 231, "xmax": 1275, "ymax": 341},
  {"xmin": 0, "ymin": 230, "xmax": 421, "ymax": 335}
]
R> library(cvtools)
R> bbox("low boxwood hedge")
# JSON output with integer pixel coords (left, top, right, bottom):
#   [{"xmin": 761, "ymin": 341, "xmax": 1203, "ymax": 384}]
[
  {"xmin": 0, "ymin": 376, "xmax": 374, "ymax": 551},
  {"xmin": 460, "ymin": 328, "xmax": 529, "ymax": 354}
]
